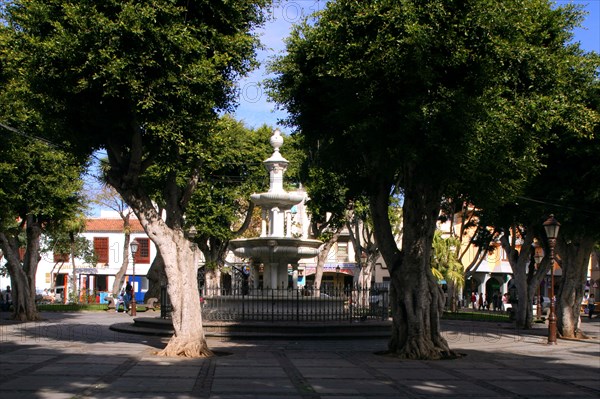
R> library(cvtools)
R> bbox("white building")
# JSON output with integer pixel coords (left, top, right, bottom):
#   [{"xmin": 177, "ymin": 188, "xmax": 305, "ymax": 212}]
[{"xmin": 35, "ymin": 210, "xmax": 156, "ymax": 303}]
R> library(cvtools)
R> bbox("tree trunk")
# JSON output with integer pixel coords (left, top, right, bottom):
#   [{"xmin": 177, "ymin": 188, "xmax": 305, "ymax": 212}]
[
  {"xmin": 116, "ymin": 192, "xmax": 210, "ymax": 357},
  {"xmin": 556, "ymin": 235, "xmax": 594, "ymax": 338},
  {"xmin": 370, "ymin": 178, "xmax": 457, "ymax": 360},
  {"xmin": 198, "ymin": 236, "xmax": 228, "ymax": 296},
  {"xmin": 144, "ymin": 251, "xmax": 166, "ymax": 301},
  {"xmin": 0, "ymin": 219, "xmax": 41, "ymax": 321},
  {"xmin": 112, "ymin": 216, "xmax": 131, "ymax": 297},
  {"xmin": 105, "ymin": 128, "xmax": 210, "ymax": 357},
  {"xmin": 70, "ymin": 232, "xmax": 78, "ymax": 303},
  {"xmin": 447, "ymin": 280, "xmax": 457, "ymax": 312},
  {"xmin": 313, "ymin": 231, "xmax": 340, "ymax": 296},
  {"xmin": 499, "ymin": 226, "xmax": 535, "ymax": 329},
  {"xmin": 204, "ymin": 267, "xmax": 221, "ymax": 295},
  {"xmin": 313, "ymin": 250, "xmax": 325, "ymax": 295},
  {"xmin": 352, "ymin": 261, "xmax": 373, "ymax": 307},
  {"xmin": 154, "ymin": 230, "xmax": 210, "ymax": 357}
]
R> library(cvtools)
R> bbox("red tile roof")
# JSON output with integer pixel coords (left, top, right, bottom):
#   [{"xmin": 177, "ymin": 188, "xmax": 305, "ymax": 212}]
[{"xmin": 85, "ymin": 218, "xmax": 145, "ymax": 233}]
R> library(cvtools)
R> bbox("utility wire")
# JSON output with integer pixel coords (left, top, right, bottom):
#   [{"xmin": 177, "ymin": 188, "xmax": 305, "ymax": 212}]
[
  {"xmin": 516, "ymin": 195, "xmax": 600, "ymax": 216},
  {"xmin": 0, "ymin": 121, "xmax": 58, "ymax": 148}
]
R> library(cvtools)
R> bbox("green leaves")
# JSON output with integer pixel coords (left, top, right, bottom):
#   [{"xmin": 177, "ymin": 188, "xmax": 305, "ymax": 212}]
[
  {"xmin": 0, "ymin": 134, "xmax": 85, "ymax": 231},
  {"xmin": 431, "ymin": 231, "xmax": 464, "ymax": 288},
  {"xmin": 2, "ymin": 0, "xmax": 271, "ymax": 157},
  {"xmin": 182, "ymin": 116, "xmax": 273, "ymax": 241},
  {"xmin": 269, "ymin": 0, "xmax": 597, "ymax": 208}
]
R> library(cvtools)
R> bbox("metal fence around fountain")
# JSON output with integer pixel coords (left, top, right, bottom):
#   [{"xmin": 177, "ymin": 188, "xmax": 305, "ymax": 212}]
[{"xmin": 199, "ymin": 285, "xmax": 389, "ymax": 323}]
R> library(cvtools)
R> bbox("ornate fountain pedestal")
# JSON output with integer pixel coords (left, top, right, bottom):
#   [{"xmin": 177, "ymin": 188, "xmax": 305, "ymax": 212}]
[
  {"xmin": 229, "ymin": 237, "xmax": 322, "ymax": 289},
  {"xmin": 229, "ymin": 129, "xmax": 322, "ymax": 290}
]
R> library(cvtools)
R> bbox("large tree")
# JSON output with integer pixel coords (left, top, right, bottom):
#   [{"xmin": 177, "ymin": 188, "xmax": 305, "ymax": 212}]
[
  {"xmin": 269, "ymin": 0, "xmax": 593, "ymax": 359},
  {"xmin": 527, "ymin": 77, "xmax": 600, "ymax": 338},
  {"xmin": 1, "ymin": 0, "xmax": 270, "ymax": 356},
  {"xmin": 471, "ymin": 52, "xmax": 599, "ymax": 333},
  {"xmin": 0, "ymin": 136, "xmax": 85, "ymax": 320}
]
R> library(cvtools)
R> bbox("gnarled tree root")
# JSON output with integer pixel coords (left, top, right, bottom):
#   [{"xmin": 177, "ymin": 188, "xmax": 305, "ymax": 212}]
[{"xmin": 156, "ymin": 336, "xmax": 214, "ymax": 358}]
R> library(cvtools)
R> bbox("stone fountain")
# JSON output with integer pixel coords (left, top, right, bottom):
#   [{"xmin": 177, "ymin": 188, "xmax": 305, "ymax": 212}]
[{"xmin": 229, "ymin": 129, "xmax": 322, "ymax": 290}]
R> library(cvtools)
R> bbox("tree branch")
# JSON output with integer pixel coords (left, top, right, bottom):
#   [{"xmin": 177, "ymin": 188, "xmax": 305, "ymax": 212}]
[{"xmin": 232, "ymin": 201, "xmax": 255, "ymax": 237}]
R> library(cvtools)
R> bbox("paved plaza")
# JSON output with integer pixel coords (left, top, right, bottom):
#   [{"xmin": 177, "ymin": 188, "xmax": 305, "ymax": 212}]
[{"xmin": 0, "ymin": 311, "xmax": 599, "ymax": 398}]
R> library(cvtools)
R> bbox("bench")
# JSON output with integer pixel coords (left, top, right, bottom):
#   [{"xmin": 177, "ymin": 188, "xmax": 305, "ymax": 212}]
[
  {"xmin": 140, "ymin": 297, "xmax": 159, "ymax": 311},
  {"xmin": 106, "ymin": 296, "xmax": 159, "ymax": 312},
  {"xmin": 106, "ymin": 297, "xmax": 127, "ymax": 312}
]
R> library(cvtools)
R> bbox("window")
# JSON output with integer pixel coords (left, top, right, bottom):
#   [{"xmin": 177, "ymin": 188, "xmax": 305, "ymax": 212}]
[
  {"xmin": 94, "ymin": 237, "xmax": 109, "ymax": 264},
  {"xmin": 336, "ymin": 242, "xmax": 348, "ymax": 262},
  {"xmin": 134, "ymin": 238, "xmax": 150, "ymax": 264}
]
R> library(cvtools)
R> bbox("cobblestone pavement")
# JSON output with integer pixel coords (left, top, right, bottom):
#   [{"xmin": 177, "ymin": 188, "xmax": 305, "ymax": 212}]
[{"xmin": 1, "ymin": 311, "xmax": 598, "ymax": 398}]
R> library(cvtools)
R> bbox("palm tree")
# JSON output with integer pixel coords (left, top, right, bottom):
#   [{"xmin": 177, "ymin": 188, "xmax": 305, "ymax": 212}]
[{"xmin": 431, "ymin": 231, "xmax": 464, "ymax": 312}]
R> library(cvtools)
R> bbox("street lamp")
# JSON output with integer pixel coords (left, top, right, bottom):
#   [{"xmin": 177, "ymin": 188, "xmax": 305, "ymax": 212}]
[
  {"xmin": 130, "ymin": 239, "xmax": 139, "ymax": 316},
  {"xmin": 543, "ymin": 215, "xmax": 560, "ymax": 345},
  {"xmin": 534, "ymin": 250, "xmax": 544, "ymax": 320}
]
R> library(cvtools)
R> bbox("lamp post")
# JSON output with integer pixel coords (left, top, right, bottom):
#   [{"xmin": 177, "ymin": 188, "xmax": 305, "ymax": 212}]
[
  {"xmin": 130, "ymin": 239, "xmax": 139, "ymax": 316},
  {"xmin": 543, "ymin": 215, "xmax": 560, "ymax": 345},
  {"xmin": 534, "ymin": 251, "xmax": 544, "ymax": 320}
]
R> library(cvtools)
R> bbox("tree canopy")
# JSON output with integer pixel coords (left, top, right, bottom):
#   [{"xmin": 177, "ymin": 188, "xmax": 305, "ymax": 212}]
[
  {"xmin": 0, "ymin": 0, "xmax": 272, "ymax": 355},
  {"xmin": 269, "ymin": 0, "xmax": 592, "ymax": 205},
  {"xmin": 268, "ymin": 0, "xmax": 597, "ymax": 359}
]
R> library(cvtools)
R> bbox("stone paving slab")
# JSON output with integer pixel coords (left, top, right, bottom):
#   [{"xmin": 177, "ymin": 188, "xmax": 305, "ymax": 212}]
[{"xmin": 0, "ymin": 311, "xmax": 598, "ymax": 398}]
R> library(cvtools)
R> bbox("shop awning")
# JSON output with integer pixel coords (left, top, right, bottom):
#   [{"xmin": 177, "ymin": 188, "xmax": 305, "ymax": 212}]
[{"xmin": 302, "ymin": 263, "xmax": 357, "ymax": 276}]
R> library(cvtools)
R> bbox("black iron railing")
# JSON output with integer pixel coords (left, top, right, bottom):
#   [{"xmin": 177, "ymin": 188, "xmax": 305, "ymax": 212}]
[{"xmin": 198, "ymin": 286, "xmax": 389, "ymax": 323}]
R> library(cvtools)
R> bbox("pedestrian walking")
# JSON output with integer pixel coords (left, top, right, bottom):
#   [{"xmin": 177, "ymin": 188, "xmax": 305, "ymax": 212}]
[{"xmin": 124, "ymin": 282, "xmax": 133, "ymax": 312}]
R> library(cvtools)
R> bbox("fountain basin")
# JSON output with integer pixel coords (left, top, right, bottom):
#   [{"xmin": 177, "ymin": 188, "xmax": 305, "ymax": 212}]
[
  {"xmin": 229, "ymin": 237, "xmax": 322, "ymax": 263},
  {"xmin": 250, "ymin": 192, "xmax": 305, "ymax": 209}
]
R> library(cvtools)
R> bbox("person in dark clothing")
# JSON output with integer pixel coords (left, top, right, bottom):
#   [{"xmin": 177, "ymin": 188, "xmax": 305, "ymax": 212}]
[
  {"xmin": 124, "ymin": 282, "xmax": 133, "ymax": 311},
  {"xmin": 1, "ymin": 286, "xmax": 12, "ymax": 311}
]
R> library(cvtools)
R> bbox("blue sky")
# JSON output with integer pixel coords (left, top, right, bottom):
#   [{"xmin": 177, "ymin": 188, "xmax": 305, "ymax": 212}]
[{"xmin": 233, "ymin": 0, "xmax": 600, "ymax": 132}]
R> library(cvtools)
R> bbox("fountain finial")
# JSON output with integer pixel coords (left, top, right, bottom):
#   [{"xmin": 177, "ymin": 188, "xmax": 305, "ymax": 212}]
[{"xmin": 270, "ymin": 129, "xmax": 284, "ymax": 152}]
